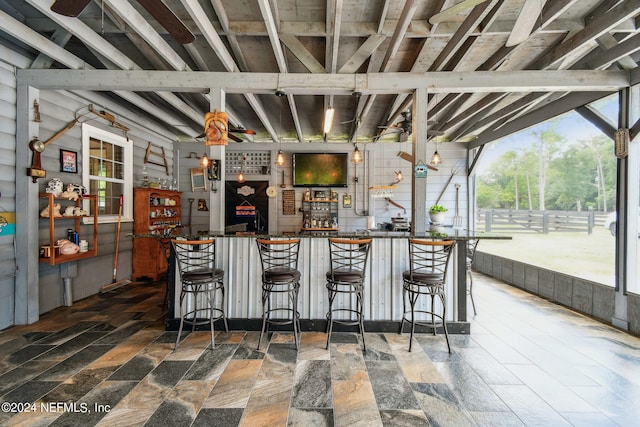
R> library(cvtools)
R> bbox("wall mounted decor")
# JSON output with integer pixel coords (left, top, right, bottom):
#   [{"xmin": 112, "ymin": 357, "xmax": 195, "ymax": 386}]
[{"xmin": 60, "ymin": 149, "xmax": 77, "ymax": 173}]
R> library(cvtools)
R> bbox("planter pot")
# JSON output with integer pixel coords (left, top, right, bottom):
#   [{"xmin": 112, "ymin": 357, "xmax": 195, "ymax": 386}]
[{"xmin": 430, "ymin": 212, "xmax": 446, "ymax": 225}]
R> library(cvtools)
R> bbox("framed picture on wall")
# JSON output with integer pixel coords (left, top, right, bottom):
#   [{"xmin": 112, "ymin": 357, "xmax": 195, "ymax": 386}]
[
  {"xmin": 60, "ymin": 149, "xmax": 77, "ymax": 173},
  {"xmin": 343, "ymin": 194, "xmax": 352, "ymax": 208}
]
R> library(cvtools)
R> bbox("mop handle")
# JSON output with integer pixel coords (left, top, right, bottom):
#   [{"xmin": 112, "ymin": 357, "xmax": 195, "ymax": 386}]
[{"xmin": 113, "ymin": 195, "xmax": 123, "ymax": 280}]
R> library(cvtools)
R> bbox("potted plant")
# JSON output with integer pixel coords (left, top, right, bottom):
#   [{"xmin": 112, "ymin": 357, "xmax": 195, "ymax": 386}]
[{"xmin": 429, "ymin": 204, "xmax": 448, "ymax": 225}]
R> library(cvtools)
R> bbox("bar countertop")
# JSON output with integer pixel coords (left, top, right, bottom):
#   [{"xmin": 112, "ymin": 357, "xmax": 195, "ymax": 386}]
[{"xmin": 130, "ymin": 228, "xmax": 510, "ymax": 241}]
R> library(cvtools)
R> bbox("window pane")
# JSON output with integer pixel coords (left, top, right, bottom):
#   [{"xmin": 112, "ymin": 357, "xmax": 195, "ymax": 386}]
[
  {"xmin": 114, "ymin": 161, "xmax": 124, "ymax": 180},
  {"xmin": 89, "ymin": 157, "xmax": 101, "ymax": 176},
  {"xmin": 103, "ymin": 160, "xmax": 114, "ymax": 178},
  {"xmin": 113, "ymin": 145, "xmax": 123, "ymax": 163}
]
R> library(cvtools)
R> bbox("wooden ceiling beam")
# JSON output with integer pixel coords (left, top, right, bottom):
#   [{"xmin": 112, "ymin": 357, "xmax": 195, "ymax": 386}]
[
  {"xmin": 18, "ymin": 70, "xmax": 630, "ymax": 94},
  {"xmin": 531, "ymin": 0, "xmax": 640, "ymax": 70},
  {"xmin": 209, "ymin": 0, "xmax": 249, "ymax": 72},
  {"xmin": 257, "ymin": 0, "xmax": 304, "ymax": 143}
]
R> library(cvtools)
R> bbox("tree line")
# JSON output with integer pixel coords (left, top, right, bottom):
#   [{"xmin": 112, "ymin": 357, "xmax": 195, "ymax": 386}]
[{"xmin": 477, "ymin": 123, "xmax": 616, "ymax": 212}]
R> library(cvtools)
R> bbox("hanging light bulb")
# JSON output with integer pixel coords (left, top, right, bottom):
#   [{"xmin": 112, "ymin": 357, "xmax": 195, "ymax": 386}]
[
  {"xmin": 275, "ymin": 90, "xmax": 286, "ymax": 166},
  {"xmin": 351, "ymin": 145, "xmax": 363, "ymax": 164},
  {"xmin": 237, "ymin": 154, "xmax": 246, "ymax": 183},
  {"xmin": 200, "ymin": 153, "xmax": 210, "ymax": 168},
  {"xmin": 431, "ymin": 143, "xmax": 442, "ymax": 166}
]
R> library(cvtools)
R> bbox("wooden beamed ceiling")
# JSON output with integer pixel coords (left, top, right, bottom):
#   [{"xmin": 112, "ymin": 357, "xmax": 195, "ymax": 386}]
[{"xmin": 1, "ymin": 0, "xmax": 639, "ymax": 147}]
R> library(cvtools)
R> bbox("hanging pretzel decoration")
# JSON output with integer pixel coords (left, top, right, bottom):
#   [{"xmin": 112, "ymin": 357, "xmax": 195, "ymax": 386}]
[{"xmin": 204, "ymin": 110, "xmax": 228, "ymax": 145}]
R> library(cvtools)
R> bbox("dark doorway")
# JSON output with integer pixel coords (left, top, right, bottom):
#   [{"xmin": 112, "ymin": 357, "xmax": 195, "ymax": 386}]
[{"xmin": 225, "ymin": 181, "xmax": 269, "ymax": 234}]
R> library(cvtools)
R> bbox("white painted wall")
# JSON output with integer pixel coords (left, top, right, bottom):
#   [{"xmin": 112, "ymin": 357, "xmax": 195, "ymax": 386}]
[{"xmin": 225, "ymin": 139, "xmax": 468, "ymax": 234}]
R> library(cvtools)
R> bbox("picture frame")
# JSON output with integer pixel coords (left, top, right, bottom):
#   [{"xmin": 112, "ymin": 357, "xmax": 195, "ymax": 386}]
[
  {"xmin": 190, "ymin": 168, "xmax": 207, "ymax": 192},
  {"xmin": 343, "ymin": 194, "xmax": 352, "ymax": 208},
  {"xmin": 60, "ymin": 149, "xmax": 77, "ymax": 173}
]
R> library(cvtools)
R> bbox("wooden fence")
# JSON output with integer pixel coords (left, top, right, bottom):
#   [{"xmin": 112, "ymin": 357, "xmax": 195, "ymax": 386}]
[{"xmin": 477, "ymin": 209, "xmax": 608, "ymax": 234}]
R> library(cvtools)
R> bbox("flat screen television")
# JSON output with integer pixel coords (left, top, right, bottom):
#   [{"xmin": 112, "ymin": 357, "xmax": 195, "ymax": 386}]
[{"xmin": 293, "ymin": 152, "xmax": 348, "ymax": 187}]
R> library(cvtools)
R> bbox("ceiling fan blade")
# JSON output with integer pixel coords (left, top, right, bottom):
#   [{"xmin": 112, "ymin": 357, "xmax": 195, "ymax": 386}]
[
  {"xmin": 428, "ymin": 129, "xmax": 446, "ymax": 136},
  {"xmin": 506, "ymin": 0, "xmax": 547, "ymax": 47},
  {"xmin": 51, "ymin": 0, "xmax": 91, "ymax": 17},
  {"xmin": 229, "ymin": 128, "xmax": 257, "ymax": 135},
  {"xmin": 228, "ymin": 133, "xmax": 243, "ymax": 143},
  {"xmin": 135, "ymin": 0, "xmax": 195, "ymax": 44},
  {"xmin": 429, "ymin": 0, "xmax": 490, "ymax": 25}
]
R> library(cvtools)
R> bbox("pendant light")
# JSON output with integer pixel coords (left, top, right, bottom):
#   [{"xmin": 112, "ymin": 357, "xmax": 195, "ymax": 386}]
[
  {"xmin": 351, "ymin": 145, "xmax": 363, "ymax": 164},
  {"xmin": 237, "ymin": 154, "xmax": 246, "ymax": 183},
  {"xmin": 200, "ymin": 153, "xmax": 210, "ymax": 168},
  {"xmin": 430, "ymin": 94, "xmax": 442, "ymax": 166},
  {"xmin": 275, "ymin": 90, "xmax": 286, "ymax": 166},
  {"xmin": 431, "ymin": 142, "xmax": 442, "ymax": 166}
]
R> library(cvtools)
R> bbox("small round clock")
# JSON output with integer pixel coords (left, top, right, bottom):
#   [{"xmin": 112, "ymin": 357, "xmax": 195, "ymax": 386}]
[{"xmin": 266, "ymin": 186, "xmax": 278, "ymax": 198}]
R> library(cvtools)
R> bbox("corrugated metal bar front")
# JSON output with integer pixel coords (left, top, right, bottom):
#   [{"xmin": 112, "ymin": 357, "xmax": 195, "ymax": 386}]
[{"xmin": 173, "ymin": 236, "xmax": 457, "ymax": 322}]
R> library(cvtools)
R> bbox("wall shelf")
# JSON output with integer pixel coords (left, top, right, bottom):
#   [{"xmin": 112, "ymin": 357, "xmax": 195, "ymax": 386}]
[{"xmin": 39, "ymin": 192, "xmax": 98, "ymax": 265}]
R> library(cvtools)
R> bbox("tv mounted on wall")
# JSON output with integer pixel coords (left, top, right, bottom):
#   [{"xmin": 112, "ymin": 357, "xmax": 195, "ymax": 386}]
[{"xmin": 293, "ymin": 152, "xmax": 348, "ymax": 187}]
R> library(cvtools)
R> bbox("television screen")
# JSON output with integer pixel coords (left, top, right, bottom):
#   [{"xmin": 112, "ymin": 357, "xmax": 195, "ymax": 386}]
[{"xmin": 293, "ymin": 152, "xmax": 348, "ymax": 187}]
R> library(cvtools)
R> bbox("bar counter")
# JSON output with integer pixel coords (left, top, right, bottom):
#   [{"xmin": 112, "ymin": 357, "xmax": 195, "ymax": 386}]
[{"xmin": 144, "ymin": 229, "xmax": 510, "ymax": 334}]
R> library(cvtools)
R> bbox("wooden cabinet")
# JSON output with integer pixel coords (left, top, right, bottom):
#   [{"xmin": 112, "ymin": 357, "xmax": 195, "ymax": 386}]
[
  {"xmin": 132, "ymin": 188, "xmax": 182, "ymax": 281},
  {"xmin": 301, "ymin": 190, "xmax": 339, "ymax": 232},
  {"xmin": 39, "ymin": 192, "xmax": 98, "ymax": 265}
]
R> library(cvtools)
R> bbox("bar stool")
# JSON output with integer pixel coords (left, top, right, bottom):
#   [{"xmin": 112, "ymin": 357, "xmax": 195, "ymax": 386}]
[
  {"xmin": 400, "ymin": 238, "xmax": 455, "ymax": 353},
  {"xmin": 325, "ymin": 238, "xmax": 372, "ymax": 351},
  {"xmin": 467, "ymin": 239, "xmax": 479, "ymax": 315},
  {"xmin": 256, "ymin": 238, "xmax": 302, "ymax": 350},
  {"xmin": 172, "ymin": 239, "xmax": 228, "ymax": 350}
]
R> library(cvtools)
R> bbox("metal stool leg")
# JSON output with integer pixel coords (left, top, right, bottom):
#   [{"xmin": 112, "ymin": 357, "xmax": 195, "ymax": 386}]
[
  {"xmin": 440, "ymin": 292, "xmax": 451, "ymax": 353},
  {"xmin": 356, "ymin": 285, "xmax": 366, "ymax": 352},
  {"xmin": 258, "ymin": 285, "xmax": 270, "ymax": 350},
  {"xmin": 291, "ymin": 284, "xmax": 300, "ymax": 349},
  {"xmin": 408, "ymin": 289, "xmax": 419, "ymax": 352},
  {"xmin": 468, "ymin": 270, "xmax": 477, "ymax": 315},
  {"xmin": 207, "ymin": 285, "xmax": 216, "ymax": 349},
  {"xmin": 175, "ymin": 290, "xmax": 187, "ymax": 349},
  {"xmin": 325, "ymin": 284, "xmax": 336, "ymax": 349}
]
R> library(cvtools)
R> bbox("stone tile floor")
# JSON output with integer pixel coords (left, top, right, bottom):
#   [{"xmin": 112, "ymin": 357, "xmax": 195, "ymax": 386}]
[{"xmin": 1, "ymin": 273, "xmax": 639, "ymax": 426}]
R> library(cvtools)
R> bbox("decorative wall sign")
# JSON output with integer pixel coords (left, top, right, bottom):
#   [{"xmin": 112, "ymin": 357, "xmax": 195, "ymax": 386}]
[
  {"xmin": 237, "ymin": 185, "xmax": 255, "ymax": 196},
  {"xmin": 414, "ymin": 160, "xmax": 428, "ymax": 178},
  {"xmin": 60, "ymin": 149, "xmax": 77, "ymax": 173},
  {"xmin": 282, "ymin": 190, "xmax": 295, "ymax": 215},
  {"xmin": 343, "ymin": 194, "xmax": 352, "ymax": 208},
  {"xmin": 236, "ymin": 201, "xmax": 256, "ymax": 217}
]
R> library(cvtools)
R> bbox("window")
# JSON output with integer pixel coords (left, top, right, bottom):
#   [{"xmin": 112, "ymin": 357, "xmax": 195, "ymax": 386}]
[
  {"xmin": 82, "ymin": 123, "xmax": 133, "ymax": 223},
  {"xmin": 475, "ymin": 99, "xmax": 617, "ymax": 287}
]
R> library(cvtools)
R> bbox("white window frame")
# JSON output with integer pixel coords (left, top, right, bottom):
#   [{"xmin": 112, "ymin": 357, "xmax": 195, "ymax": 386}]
[{"xmin": 81, "ymin": 123, "xmax": 133, "ymax": 223}]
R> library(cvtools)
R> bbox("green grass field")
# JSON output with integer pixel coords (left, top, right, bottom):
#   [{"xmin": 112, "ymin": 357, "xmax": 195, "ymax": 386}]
[{"xmin": 476, "ymin": 225, "xmax": 617, "ymax": 286}]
